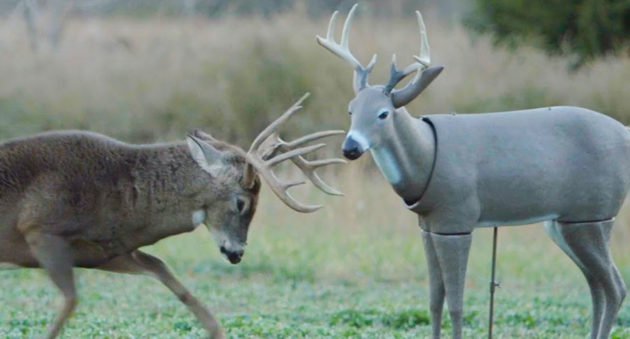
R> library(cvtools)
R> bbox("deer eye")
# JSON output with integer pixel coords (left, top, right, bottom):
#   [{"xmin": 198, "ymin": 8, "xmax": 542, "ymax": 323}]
[
  {"xmin": 236, "ymin": 197, "xmax": 246, "ymax": 214},
  {"xmin": 378, "ymin": 110, "xmax": 390, "ymax": 120},
  {"xmin": 348, "ymin": 111, "xmax": 353, "ymax": 116}
]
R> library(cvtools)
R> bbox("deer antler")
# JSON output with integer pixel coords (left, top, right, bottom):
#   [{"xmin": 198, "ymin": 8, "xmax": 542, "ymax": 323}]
[
  {"xmin": 384, "ymin": 11, "xmax": 431, "ymax": 95},
  {"xmin": 258, "ymin": 132, "xmax": 346, "ymax": 196},
  {"xmin": 316, "ymin": 3, "xmax": 377, "ymax": 93},
  {"xmin": 246, "ymin": 93, "xmax": 346, "ymax": 213}
]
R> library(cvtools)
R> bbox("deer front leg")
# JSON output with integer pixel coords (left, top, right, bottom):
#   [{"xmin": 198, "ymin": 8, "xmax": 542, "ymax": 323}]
[
  {"xmin": 23, "ymin": 231, "xmax": 77, "ymax": 339},
  {"xmin": 97, "ymin": 251, "xmax": 224, "ymax": 339},
  {"xmin": 422, "ymin": 231, "xmax": 445, "ymax": 339},
  {"xmin": 427, "ymin": 232, "xmax": 472, "ymax": 339}
]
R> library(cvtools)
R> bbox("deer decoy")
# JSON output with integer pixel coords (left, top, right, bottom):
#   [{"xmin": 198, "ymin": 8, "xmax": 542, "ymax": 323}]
[
  {"xmin": 317, "ymin": 4, "xmax": 627, "ymax": 338},
  {"xmin": 0, "ymin": 94, "xmax": 345, "ymax": 339}
]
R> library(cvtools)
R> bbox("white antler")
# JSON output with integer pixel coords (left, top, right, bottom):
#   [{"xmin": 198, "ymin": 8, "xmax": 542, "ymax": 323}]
[
  {"xmin": 245, "ymin": 93, "xmax": 346, "ymax": 213},
  {"xmin": 385, "ymin": 11, "xmax": 432, "ymax": 94},
  {"xmin": 316, "ymin": 4, "xmax": 377, "ymax": 93},
  {"xmin": 414, "ymin": 11, "xmax": 431, "ymax": 69}
]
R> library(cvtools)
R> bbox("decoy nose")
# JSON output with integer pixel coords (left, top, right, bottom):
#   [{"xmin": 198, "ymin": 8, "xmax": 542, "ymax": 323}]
[
  {"xmin": 342, "ymin": 138, "xmax": 363, "ymax": 160},
  {"xmin": 343, "ymin": 147, "xmax": 361, "ymax": 160}
]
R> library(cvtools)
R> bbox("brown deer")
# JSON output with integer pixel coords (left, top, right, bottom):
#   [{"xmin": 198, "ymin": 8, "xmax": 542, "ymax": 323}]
[{"xmin": 0, "ymin": 93, "xmax": 344, "ymax": 339}]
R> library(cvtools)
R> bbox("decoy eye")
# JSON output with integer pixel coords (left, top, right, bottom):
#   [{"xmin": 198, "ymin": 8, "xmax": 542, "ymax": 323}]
[{"xmin": 378, "ymin": 110, "xmax": 389, "ymax": 120}]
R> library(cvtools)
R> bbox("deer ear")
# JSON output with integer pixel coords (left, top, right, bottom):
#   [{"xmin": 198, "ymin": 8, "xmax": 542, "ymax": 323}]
[
  {"xmin": 191, "ymin": 129, "xmax": 219, "ymax": 143},
  {"xmin": 391, "ymin": 66, "xmax": 444, "ymax": 108},
  {"xmin": 186, "ymin": 135, "xmax": 225, "ymax": 177},
  {"xmin": 241, "ymin": 163, "xmax": 257, "ymax": 189}
]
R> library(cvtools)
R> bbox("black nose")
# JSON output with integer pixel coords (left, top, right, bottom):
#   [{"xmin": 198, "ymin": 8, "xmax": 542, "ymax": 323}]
[
  {"xmin": 342, "ymin": 137, "xmax": 363, "ymax": 160},
  {"xmin": 220, "ymin": 246, "xmax": 243, "ymax": 264}
]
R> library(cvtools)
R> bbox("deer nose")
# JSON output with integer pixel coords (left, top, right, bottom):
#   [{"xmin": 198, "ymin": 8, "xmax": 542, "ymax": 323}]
[
  {"xmin": 220, "ymin": 246, "xmax": 244, "ymax": 264},
  {"xmin": 342, "ymin": 137, "xmax": 363, "ymax": 160}
]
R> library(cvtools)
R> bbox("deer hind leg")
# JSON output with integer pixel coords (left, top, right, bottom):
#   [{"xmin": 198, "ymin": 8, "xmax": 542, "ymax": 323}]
[
  {"xmin": 23, "ymin": 232, "xmax": 77, "ymax": 339},
  {"xmin": 97, "ymin": 251, "xmax": 224, "ymax": 339},
  {"xmin": 423, "ymin": 232, "xmax": 472, "ymax": 339},
  {"xmin": 547, "ymin": 220, "xmax": 626, "ymax": 339}
]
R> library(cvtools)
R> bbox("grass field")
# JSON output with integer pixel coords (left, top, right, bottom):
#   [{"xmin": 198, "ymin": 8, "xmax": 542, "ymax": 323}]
[
  {"xmin": 1, "ymin": 168, "xmax": 629, "ymax": 338},
  {"xmin": 0, "ymin": 10, "xmax": 630, "ymax": 338}
]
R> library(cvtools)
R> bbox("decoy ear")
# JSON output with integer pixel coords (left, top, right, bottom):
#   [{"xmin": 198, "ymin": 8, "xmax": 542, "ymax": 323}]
[{"xmin": 391, "ymin": 66, "xmax": 444, "ymax": 108}]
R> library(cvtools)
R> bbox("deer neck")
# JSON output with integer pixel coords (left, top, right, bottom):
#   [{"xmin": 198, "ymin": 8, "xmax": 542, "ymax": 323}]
[
  {"xmin": 130, "ymin": 144, "xmax": 209, "ymax": 233},
  {"xmin": 370, "ymin": 107, "xmax": 435, "ymax": 203}
]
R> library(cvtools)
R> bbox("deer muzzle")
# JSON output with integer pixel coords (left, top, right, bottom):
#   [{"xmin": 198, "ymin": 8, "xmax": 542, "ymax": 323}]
[
  {"xmin": 342, "ymin": 133, "xmax": 367, "ymax": 160},
  {"xmin": 220, "ymin": 246, "xmax": 244, "ymax": 264}
]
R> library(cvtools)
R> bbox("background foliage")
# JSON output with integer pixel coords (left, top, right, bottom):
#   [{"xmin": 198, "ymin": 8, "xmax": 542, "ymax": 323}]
[{"xmin": 467, "ymin": 0, "xmax": 630, "ymax": 68}]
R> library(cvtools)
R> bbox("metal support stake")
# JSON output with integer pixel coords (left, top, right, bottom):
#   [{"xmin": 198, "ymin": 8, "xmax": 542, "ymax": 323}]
[{"xmin": 488, "ymin": 227, "xmax": 499, "ymax": 339}]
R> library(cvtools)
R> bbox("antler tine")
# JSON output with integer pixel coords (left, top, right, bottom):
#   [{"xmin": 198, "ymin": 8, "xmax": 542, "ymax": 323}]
[
  {"xmin": 384, "ymin": 10, "xmax": 432, "ymax": 94},
  {"xmin": 326, "ymin": 10, "xmax": 339, "ymax": 40},
  {"xmin": 246, "ymin": 94, "xmax": 345, "ymax": 213},
  {"xmin": 317, "ymin": 3, "xmax": 377, "ymax": 93},
  {"xmin": 405, "ymin": 11, "xmax": 431, "ymax": 83},
  {"xmin": 292, "ymin": 156, "xmax": 345, "ymax": 195},
  {"xmin": 249, "ymin": 93, "xmax": 310, "ymax": 153},
  {"xmin": 284, "ymin": 179, "xmax": 306, "ymax": 189},
  {"xmin": 316, "ymin": 5, "xmax": 361, "ymax": 68},
  {"xmin": 340, "ymin": 3, "xmax": 358, "ymax": 49},
  {"xmin": 285, "ymin": 130, "xmax": 345, "ymax": 149},
  {"xmin": 260, "ymin": 130, "xmax": 345, "ymax": 160},
  {"xmin": 385, "ymin": 54, "xmax": 413, "ymax": 94},
  {"xmin": 308, "ymin": 158, "xmax": 347, "ymax": 167},
  {"xmin": 266, "ymin": 143, "xmax": 326, "ymax": 167},
  {"xmin": 247, "ymin": 150, "xmax": 323, "ymax": 213},
  {"xmin": 263, "ymin": 172, "xmax": 322, "ymax": 213},
  {"xmin": 282, "ymin": 193, "xmax": 323, "ymax": 213},
  {"xmin": 365, "ymin": 54, "xmax": 378, "ymax": 70},
  {"xmin": 257, "ymin": 132, "xmax": 346, "ymax": 196},
  {"xmin": 414, "ymin": 10, "xmax": 431, "ymax": 68}
]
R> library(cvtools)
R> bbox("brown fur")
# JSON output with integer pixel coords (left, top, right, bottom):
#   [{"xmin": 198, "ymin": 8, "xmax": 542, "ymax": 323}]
[{"xmin": 0, "ymin": 129, "xmax": 260, "ymax": 338}]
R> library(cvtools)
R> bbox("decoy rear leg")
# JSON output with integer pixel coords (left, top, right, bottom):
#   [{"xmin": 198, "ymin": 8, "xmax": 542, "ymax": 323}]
[
  {"xmin": 545, "ymin": 221, "xmax": 604, "ymax": 339},
  {"xmin": 550, "ymin": 220, "xmax": 626, "ymax": 339}
]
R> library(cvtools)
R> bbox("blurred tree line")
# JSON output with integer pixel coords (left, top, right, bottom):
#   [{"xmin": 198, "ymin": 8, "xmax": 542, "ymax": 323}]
[
  {"xmin": 467, "ymin": 0, "xmax": 630, "ymax": 68},
  {"xmin": 0, "ymin": 0, "xmax": 628, "ymax": 144},
  {"xmin": 0, "ymin": 0, "xmax": 468, "ymax": 20},
  {"xmin": 0, "ymin": 0, "xmax": 626, "ymax": 65}
]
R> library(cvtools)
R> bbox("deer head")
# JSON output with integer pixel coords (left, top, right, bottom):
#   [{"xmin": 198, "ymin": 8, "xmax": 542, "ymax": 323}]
[
  {"xmin": 186, "ymin": 93, "xmax": 344, "ymax": 263},
  {"xmin": 316, "ymin": 3, "xmax": 443, "ymax": 160}
]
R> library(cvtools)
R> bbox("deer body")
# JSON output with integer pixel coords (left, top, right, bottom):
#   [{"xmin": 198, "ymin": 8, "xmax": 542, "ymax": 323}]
[
  {"xmin": 0, "ymin": 131, "xmax": 210, "ymax": 267},
  {"xmin": 383, "ymin": 108, "xmax": 628, "ymax": 339},
  {"xmin": 0, "ymin": 95, "xmax": 344, "ymax": 338},
  {"xmin": 318, "ymin": 4, "xmax": 627, "ymax": 338},
  {"xmin": 404, "ymin": 106, "xmax": 630, "ymax": 232}
]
